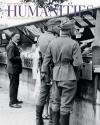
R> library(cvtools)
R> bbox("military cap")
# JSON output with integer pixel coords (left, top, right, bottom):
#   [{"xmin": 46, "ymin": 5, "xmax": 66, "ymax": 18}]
[
  {"xmin": 46, "ymin": 18, "xmax": 61, "ymax": 27},
  {"xmin": 46, "ymin": 18, "xmax": 61, "ymax": 32},
  {"xmin": 60, "ymin": 20, "xmax": 75, "ymax": 30}
]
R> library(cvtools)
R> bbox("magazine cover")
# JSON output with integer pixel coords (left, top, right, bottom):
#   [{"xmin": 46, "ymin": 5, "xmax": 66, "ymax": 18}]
[{"xmin": 0, "ymin": 0, "xmax": 100, "ymax": 125}]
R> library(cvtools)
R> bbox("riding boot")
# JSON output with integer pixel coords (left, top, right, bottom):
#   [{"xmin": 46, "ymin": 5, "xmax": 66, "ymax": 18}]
[
  {"xmin": 49, "ymin": 107, "xmax": 52, "ymax": 125},
  {"xmin": 59, "ymin": 113, "xmax": 70, "ymax": 125},
  {"xmin": 36, "ymin": 105, "xmax": 44, "ymax": 125},
  {"xmin": 52, "ymin": 111, "xmax": 60, "ymax": 125}
]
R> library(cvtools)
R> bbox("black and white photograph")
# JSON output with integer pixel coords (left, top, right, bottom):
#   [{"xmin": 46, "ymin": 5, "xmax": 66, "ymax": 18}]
[{"xmin": 0, "ymin": 0, "xmax": 100, "ymax": 125}]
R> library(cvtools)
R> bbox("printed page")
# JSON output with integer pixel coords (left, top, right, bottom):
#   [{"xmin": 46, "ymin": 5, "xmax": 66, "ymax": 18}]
[{"xmin": 0, "ymin": 0, "xmax": 100, "ymax": 125}]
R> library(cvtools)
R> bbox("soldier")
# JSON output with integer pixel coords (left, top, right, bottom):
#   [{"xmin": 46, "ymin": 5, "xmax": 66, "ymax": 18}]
[
  {"xmin": 36, "ymin": 18, "xmax": 61, "ymax": 125},
  {"xmin": 41, "ymin": 20, "xmax": 83, "ymax": 125}
]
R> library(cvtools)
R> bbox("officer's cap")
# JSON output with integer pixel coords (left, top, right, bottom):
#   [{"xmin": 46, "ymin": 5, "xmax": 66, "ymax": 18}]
[{"xmin": 60, "ymin": 20, "xmax": 75, "ymax": 30}]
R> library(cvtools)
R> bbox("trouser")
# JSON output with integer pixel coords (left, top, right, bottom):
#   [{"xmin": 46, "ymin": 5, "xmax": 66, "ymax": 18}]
[
  {"xmin": 37, "ymin": 80, "xmax": 51, "ymax": 106},
  {"xmin": 51, "ymin": 81, "xmax": 77, "ymax": 115},
  {"xmin": 9, "ymin": 73, "xmax": 20, "ymax": 104},
  {"xmin": 38, "ymin": 55, "xmax": 53, "ymax": 106}
]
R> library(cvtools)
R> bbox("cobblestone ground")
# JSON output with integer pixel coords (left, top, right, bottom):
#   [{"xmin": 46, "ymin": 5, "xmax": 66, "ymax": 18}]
[{"xmin": 0, "ymin": 85, "xmax": 49, "ymax": 125}]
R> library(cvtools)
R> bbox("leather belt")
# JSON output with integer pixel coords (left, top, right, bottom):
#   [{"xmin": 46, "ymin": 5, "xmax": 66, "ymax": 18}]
[{"xmin": 54, "ymin": 59, "xmax": 73, "ymax": 66}]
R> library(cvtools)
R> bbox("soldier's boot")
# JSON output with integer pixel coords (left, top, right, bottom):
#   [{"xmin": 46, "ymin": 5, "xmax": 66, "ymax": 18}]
[
  {"xmin": 36, "ymin": 105, "xmax": 44, "ymax": 125},
  {"xmin": 52, "ymin": 111, "xmax": 60, "ymax": 125},
  {"xmin": 49, "ymin": 108, "xmax": 52, "ymax": 125},
  {"xmin": 59, "ymin": 113, "xmax": 70, "ymax": 125}
]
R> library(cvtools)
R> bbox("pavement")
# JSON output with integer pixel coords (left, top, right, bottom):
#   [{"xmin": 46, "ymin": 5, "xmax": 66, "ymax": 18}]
[
  {"xmin": 0, "ymin": 77, "xmax": 100, "ymax": 125},
  {"xmin": 0, "ymin": 82, "xmax": 49, "ymax": 125}
]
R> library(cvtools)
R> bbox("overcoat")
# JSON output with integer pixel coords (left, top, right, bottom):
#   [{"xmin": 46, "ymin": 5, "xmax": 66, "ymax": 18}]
[{"xmin": 6, "ymin": 41, "xmax": 22, "ymax": 74}]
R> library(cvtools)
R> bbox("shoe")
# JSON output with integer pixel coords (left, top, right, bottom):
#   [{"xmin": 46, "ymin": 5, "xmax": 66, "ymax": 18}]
[
  {"xmin": 9, "ymin": 103, "xmax": 22, "ymax": 108},
  {"xmin": 16, "ymin": 100, "xmax": 23, "ymax": 104}
]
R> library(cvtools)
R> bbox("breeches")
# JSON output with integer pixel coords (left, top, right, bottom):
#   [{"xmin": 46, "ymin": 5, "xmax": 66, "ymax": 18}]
[
  {"xmin": 51, "ymin": 81, "xmax": 77, "ymax": 115},
  {"xmin": 37, "ymin": 80, "xmax": 51, "ymax": 106}
]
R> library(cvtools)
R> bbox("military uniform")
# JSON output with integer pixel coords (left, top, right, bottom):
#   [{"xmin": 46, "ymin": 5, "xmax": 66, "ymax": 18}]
[
  {"xmin": 41, "ymin": 20, "xmax": 83, "ymax": 125},
  {"xmin": 36, "ymin": 19, "xmax": 61, "ymax": 125},
  {"xmin": 37, "ymin": 31, "xmax": 56, "ymax": 106},
  {"xmin": 39, "ymin": 31, "xmax": 56, "ymax": 58}
]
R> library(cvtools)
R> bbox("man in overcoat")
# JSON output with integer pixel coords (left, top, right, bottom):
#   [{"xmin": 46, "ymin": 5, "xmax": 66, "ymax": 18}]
[
  {"xmin": 6, "ymin": 33, "xmax": 23, "ymax": 108},
  {"xmin": 41, "ymin": 20, "xmax": 83, "ymax": 125}
]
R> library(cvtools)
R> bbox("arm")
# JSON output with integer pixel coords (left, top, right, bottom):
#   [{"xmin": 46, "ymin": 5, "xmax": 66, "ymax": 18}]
[
  {"xmin": 72, "ymin": 42, "xmax": 83, "ymax": 68},
  {"xmin": 72, "ymin": 42, "xmax": 83, "ymax": 80},
  {"xmin": 41, "ymin": 44, "xmax": 52, "ymax": 74}
]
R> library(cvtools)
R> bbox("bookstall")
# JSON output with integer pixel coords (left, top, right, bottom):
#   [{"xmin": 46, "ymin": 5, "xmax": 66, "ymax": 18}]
[{"xmin": 0, "ymin": 7, "xmax": 99, "ymax": 125}]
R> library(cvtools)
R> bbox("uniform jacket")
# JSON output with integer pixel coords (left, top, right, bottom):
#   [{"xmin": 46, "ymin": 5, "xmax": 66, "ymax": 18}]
[
  {"xmin": 38, "ymin": 31, "xmax": 56, "ymax": 82},
  {"xmin": 6, "ymin": 41, "xmax": 22, "ymax": 74},
  {"xmin": 38, "ymin": 31, "xmax": 56, "ymax": 58},
  {"xmin": 41, "ymin": 36, "xmax": 83, "ymax": 82}
]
